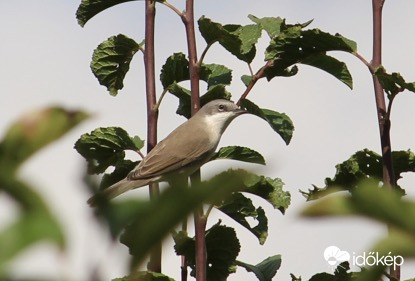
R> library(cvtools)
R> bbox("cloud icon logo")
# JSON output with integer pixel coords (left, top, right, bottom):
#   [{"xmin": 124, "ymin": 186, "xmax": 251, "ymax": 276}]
[{"xmin": 324, "ymin": 246, "xmax": 350, "ymax": 266}]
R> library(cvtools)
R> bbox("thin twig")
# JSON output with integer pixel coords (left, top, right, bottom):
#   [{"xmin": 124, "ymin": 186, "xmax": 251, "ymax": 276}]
[
  {"xmin": 162, "ymin": 1, "xmax": 183, "ymax": 17},
  {"xmin": 248, "ymin": 63, "xmax": 254, "ymax": 76},
  {"xmin": 237, "ymin": 60, "xmax": 273, "ymax": 105},
  {"xmin": 197, "ymin": 42, "xmax": 214, "ymax": 67},
  {"xmin": 353, "ymin": 52, "xmax": 374, "ymax": 73},
  {"xmin": 155, "ymin": 88, "xmax": 168, "ymax": 111}
]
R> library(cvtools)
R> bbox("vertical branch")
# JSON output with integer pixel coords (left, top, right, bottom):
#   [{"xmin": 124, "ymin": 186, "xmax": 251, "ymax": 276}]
[
  {"xmin": 183, "ymin": 0, "xmax": 201, "ymax": 114},
  {"xmin": 182, "ymin": 1, "xmax": 206, "ymax": 281},
  {"xmin": 144, "ymin": 0, "xmax": 162, "ymax": 273},
  {"xmin": 371, "ymin": 0, "xmax": 399, "ymax": 280}
]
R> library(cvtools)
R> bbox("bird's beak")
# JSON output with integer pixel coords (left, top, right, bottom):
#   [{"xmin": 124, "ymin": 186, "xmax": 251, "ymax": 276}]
[{"xmin": 234, "ymin": 108, "xmax": 248, "ymax": 116}]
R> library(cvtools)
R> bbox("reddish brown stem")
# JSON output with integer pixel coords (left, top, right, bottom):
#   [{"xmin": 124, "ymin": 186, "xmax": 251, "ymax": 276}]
[
  {"xmin": 144, "ymin": 0, "xmax": 161, "ymax": 273},
  {"xmin": 182, "ymin": 0, "xmax": 200, "ymax": 114},
  {"xmin": 371, "ymin": 0, "xmax": 399, "ymax": 279},
  {"xmin": 182, "ymin": 1, "xmax": 205, "ymax": 280},
  {"xmin": 237, "ymin": 60, "xmax": 273, "ymax": 106}
]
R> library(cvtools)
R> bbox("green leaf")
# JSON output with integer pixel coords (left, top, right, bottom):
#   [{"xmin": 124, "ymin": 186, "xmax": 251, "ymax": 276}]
[
  {"xmin": 240, "ymin": 99, "xmax": 294, "ymax": 145},
  {"xmin": 0, "ymin": 107, "xmax": 88, "ymax": 172},
  {"xmin": 302, "ymin": 180, "xmax": 415, "ymax": 235},
  {"xmin": 0, "ymin": 179, "xmax": 65, "ymax": 270},
  {"xmin": 91, "ymin": 34, "xmax": 142, "ymax": 96},
  {"xmin": 200, "ymin": 63, "xmax": 233, "ymax": 88},
  {"xmin": 201, "ymin": 84, "xmax": 232, "ymax": 104},
  {"xmin": 74, "ymin": 127, "xmax": 143, "ymax": 174},
  {"xmin": 302, "ymin": 54, "xmax": 353, "ymax": 89},
  {"xmin": 236, "ymin": 255, "xmax": 282, "ymax": 281},
  {"xmin": 266, "ymin": 28, "xmax": 356, "ymax": 60},
  {"xmin": 112, "ymin": 271, "xmax": 176, "ymax": 281},
  {"xmin": 241, "ymin": 75, "xmax": 253, "ymax": 87},
  {"xmin": 198, "ymin": 16, "xmax": 261, "ymax": 63},
  {"xmin": 207, "ymin": 169, "xmax": 291, "ymax": 214},
  {"xmin": 215, "ymin": 193, "xmax": 268, "ymax": 244},
  {"xmin": 76, "ymin": 0, "xmax": 139, "ymax": 27},
  {"xmin": 290, "ymin": 273, "xmax": 302, "ymax": 281},
  {"xmin": 264, "ymin": 23, "xmax": 356, "ymax": 83},
  {"xmin": 167, "ymin": 83, "xmax": 231, "ymax": 119},
  {"xmin": 160, "ymin": 53, "xmax": 190, "ymax": 89},
  {"xmin": 248, "ymin": 14, "xmax": 284, "ymax": 38},
  {"xmin": 234, "ymin": 24, "xmax": 262, "ymax": 63},
  {"xmin": 374, "ymin": 66, "xmax": 415, "ymax": 97},
  {"xmin": 301, "ymin": 149, "xmax": 415, "ymax": 200},
  {"xmin": 120, "ymin": 172, "xmax": 248, "ymax": 268},
  {"xmin": 174, "ymin": 223, "xmax": 240, "ymax": 281},
  {"xmin": 309, "ymin": 262, "xmax": 352, "ymax": 281},
  {"xmin": 100, "ymin": 159, "xmax": 138, "ymax": 189},
  {"xmin": 212, "ymin": 146, "xmax": 265, "ymax": 165}
]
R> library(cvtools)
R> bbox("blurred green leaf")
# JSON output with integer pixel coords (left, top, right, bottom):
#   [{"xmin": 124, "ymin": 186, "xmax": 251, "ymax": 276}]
[
  {"xmin": 174, "ymin": 223, "xmax": 240, "ymax": 281},
  {"xmin": 0, "ymin": 107, "xmax": 88, "ymax": 172},
  {"xmin": 208, "ymin": 169, "xmax": 291, "ymax": 214},
  {"xmin": 198, "ymin": 16, "xmax": 261, "ymax": 63},
  {"xmin": 119, "ymin": 170, "xmax": 250, "ymax": 268},
  {"xmin": 74, "ymin": 127, "xmax": 143, "ymax": 174},
  {"xmin": 301, "ymin": 149, "xmax": 415, "ymax": 200},
  {"xmin": 374, "ymin": 66, "xmax": 415, "ymax": 97},
  {"xmin": 215, "ymin": 193, "xmax": 268, "ymax": 244},
  {"xmin": 76, "ymin": 0, "xmax": 138, "ymax": 27},
  {"xmin": 236, "ymin": 255, "xmax": 282, "ymax": 281},
  {"xmin": 302, "ymin": 180, "xmax": 415, "ymax": 236},
  {"xmin": 0, "ymin": 179, "xmax": 65, "ymax": 272},
  {"xmin": 240, "ymin": 99, "xmax": 294, "ymax": 145},
  {"xmin": 160, "ymin": 53, "xmax": 189, "ymax": 89},
  {"xmin": 91, "ymin": 34, "xmax": 143, "ymax": 96},
  {"xmin": 112, "ymin": 271, "xmax": 175, "ymax": 281},
  {"xmin": 212, "ymin": 146, "xmax": 266, "ymax": 165}
]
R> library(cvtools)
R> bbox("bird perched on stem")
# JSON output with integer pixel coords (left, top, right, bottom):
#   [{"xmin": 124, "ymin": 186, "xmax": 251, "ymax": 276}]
[{"xmin": 88, "ymin": 99, "xmax": 247, "ymax": 206}]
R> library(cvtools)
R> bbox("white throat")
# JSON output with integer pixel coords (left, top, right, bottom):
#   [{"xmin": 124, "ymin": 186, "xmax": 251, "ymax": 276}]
[{"xmin": 203, "ymin": 112, "xmax": 236, "ymax": 140}]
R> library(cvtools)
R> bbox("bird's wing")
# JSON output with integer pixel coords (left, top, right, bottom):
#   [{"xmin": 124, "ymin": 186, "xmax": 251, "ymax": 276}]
[{"xmin": 128, "ymin": 124, "xmax": 214, "ymax": 180}]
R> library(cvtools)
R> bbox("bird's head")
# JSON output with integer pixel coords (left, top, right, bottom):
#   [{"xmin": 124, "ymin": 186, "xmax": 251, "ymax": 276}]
[{"xmin": 196, "ymin": 99, "xmax": 247, "ymax": 134}]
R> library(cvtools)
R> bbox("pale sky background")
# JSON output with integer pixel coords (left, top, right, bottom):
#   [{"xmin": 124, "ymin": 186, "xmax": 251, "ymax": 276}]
[{"xmin": 1, "ymin": 1, "xmax": 415, "ymax": 280}]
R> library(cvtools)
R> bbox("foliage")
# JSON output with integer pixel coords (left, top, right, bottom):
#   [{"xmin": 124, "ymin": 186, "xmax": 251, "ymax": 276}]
[
  {"xmin": 0, "ymin": 107, "xmax": 88, "ymax": 277},
  {"xmin": 301, "ymin": 149, "xmax": 415, "ymax": 200}
]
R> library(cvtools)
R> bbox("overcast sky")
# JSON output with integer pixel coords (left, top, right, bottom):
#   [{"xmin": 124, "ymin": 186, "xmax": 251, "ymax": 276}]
[{"xmin": 1, "ymin": 1, "xmax": 415, "ymax": 280}]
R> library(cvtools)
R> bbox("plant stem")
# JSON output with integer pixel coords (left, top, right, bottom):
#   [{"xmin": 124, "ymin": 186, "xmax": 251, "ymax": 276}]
[
  {"xmin": 371, "ymin": 0, "xmax": 399, "ymax": 279},
  {"xmin": 182, "ymin": 1, "xmax": 206, "ymax": 280},
  {"xmin": 237, "ymin": 60, "xmax": 273, "ymax": 105},
  {"xmin": 181, "ymin": 219, "xmax": 188, "ymax": 281},
  {"xmin": 144, "ymin": 0, "xmax": 162, "ymax": 273},
  {"xmin": 182, "ymin": 0, "xmax": 201, "ymax": 114}
]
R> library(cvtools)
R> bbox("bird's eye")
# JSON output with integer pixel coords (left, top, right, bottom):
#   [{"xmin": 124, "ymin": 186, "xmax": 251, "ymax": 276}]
[{"xmin": 218, "ymin": 104, "xmax": 225, "ymax": 111}]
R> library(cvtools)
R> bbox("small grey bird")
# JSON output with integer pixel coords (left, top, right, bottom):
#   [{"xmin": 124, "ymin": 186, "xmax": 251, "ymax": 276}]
[{"xmin": 88, "ymin": 99, "xmax": 246, "ymax": 206}]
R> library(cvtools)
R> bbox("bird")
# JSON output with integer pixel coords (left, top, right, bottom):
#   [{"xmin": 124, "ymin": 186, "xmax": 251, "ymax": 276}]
[{"xmin": 88, "ymin": 99, "xmax": 247, "ymax": 206}]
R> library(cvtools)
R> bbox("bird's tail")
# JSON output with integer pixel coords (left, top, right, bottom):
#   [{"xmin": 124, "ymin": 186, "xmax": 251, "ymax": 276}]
[{"xmin": 87, "ymin": 179, "xmax": 149, "ymax": 207}]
